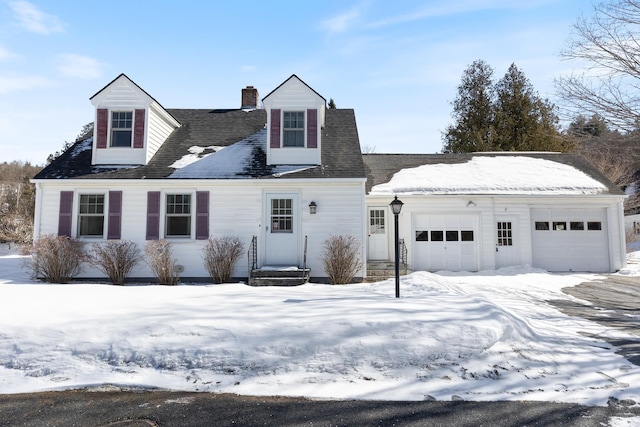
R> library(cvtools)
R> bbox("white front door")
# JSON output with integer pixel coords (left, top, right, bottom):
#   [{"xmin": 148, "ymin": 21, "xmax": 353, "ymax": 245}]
[
  {"xmin": 495, "ymin": 217, "xmax": 517, "ymax": 268},
  {"xmin": 368, "ymin": 207, "xmax": 388, "ymax": 260},
  {"xmin": 264, "ymin": 193, "xmax": 299, "ymax": 266}
]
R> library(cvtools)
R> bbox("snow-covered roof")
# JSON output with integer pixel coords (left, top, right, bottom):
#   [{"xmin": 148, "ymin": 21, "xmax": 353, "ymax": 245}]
[
  {"xmin": 169, "ymin": 129, "xmax": 313, "ymax": 179},
  {"xmin": 366, "ymin": 154, "xmax": 617, "ymax": 196}
]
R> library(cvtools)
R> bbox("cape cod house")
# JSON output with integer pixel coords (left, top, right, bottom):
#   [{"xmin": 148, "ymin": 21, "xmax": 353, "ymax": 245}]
[{"xmin": 32, "ymin": 74, "xmax": 627, "ymax": 282}]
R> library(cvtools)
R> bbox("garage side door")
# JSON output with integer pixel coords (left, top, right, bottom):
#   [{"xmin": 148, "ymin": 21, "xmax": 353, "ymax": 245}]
[
  {"xmin": 412, "ymin": 214, "xmax": 478, "ymax": 272},
  {"xmin": 531, "ymin": 208, "xmax": 609, "ymax": 272}
]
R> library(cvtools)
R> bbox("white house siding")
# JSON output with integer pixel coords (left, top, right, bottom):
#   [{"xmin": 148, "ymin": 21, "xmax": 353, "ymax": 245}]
[
  {"xmin": 33, "ymin": 179, "xmax": 365, "ymax": 281},
  {"xmin": 364, "ymin": 195, "xmax": 625, "ymax": 273},
  {"xmin": 263, "ymin": 77, "xmax": 324, "ymax": 166},
  {"xmin": 146, "ymin": 106, "xmax": 178, "ymax": 163}
]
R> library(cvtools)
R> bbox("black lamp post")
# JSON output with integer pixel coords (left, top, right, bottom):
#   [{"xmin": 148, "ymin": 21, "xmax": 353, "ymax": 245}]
[{"xmin": 389, "ymin": 195, "xmax": 404, "ymax": 298}]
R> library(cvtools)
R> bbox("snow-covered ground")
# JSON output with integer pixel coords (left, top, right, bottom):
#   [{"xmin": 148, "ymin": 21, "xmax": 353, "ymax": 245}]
[{"xmin": 1, "ymin": 244, "xmax": 639, "ymax": 409}]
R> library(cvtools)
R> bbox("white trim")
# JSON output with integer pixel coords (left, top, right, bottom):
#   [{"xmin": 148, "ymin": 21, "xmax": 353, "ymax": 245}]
[{"xmin": 160, "ymin": 189, "xmax": 197, "ymax": 240}]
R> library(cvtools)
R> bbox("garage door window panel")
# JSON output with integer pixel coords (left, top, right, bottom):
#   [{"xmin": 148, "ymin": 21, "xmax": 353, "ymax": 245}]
[
  {"xmin": 431, "ymin": 231, "xmax": 444, "ymax": 241},
  {"xmin": 553, "ymin": 222, "xmax": 567, "ymax": 231},
  {"xmin": 570, "ymin": 222, "xmax": 584, "ymax": 231},
  {"xmin": 587, "ymin": 221, "xmax": 602, "ymax": 231},
  {"xmin": 461, "ymin": 231, "xmax": 474, "ymax": 241},
  {"xmin": 535, "ymin": 222, "xmax": 549, "ymax": 231},
  {"xmin": 415, "ymin": 231, "xmax": 428, "ymax": 241},
  {"xmin": 446, "ymin": 231, "xmax": 459, "ymax": 241}
]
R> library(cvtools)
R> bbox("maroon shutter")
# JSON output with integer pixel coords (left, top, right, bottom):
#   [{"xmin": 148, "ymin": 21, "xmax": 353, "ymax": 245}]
[
  {"xmin": 107, "ymin": 191, "xmax": 122, "ymax": 240},
  {"xmin": 133, "ymin": 109, "xmax": 145, "ymax": 149},
  {"xmin": 270, "ymin": 109, "xmax": 281, "ymax": 148},
  {"xmin": 307, "ymin": 109, "xmax": 317, "ymax": 148},
  {"xmin": 146, "ymin": 191, "xmax": 161, "ymax": 240},
  {"xmin": 195, "ymin": 191, "xmax": 209, "ymax": 240},
  {"xmin": 96, "ymin": 109, "xmax": 108, "ymax": 149},
  {"xmin": 58, "ymin": 191, "xmax": 74, "ymax": 237}
]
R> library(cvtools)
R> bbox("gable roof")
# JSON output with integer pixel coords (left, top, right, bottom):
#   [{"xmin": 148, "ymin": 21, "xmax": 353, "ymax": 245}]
[
  {"xmin": 262, "ymin": 74, "xmax": 326, "ymax": 103},
  {"xmin": 363, "ymin": 152, "xmax": 624, "ymax": 196},
  {"xmin": 34, "ymin": 108, "xmax": 365, "ymax": 180}
]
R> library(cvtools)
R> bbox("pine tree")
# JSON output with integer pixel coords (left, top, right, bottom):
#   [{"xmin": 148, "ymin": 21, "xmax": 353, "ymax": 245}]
[
  {"xmin": 492, "ymin": 63, "xmax": 565, "ymax": 152},
  {"xmin": 443, "ymin": 61, "xmax": 569, "ymax": 153},
  {"xmin": 443, "ymin": 60, "xmax": 495, "ymax": 153}
]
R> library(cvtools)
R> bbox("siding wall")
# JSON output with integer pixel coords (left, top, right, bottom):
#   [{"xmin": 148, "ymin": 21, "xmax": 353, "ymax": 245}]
[
  {"xmin": 365, "ymin": 195, "xmax": 625, "ymax": 273},
  {"xmin": 91, "ymin": 76, "xmax": 178, "ymax": 166},
  {"xmin": 263, "ymin": 77, "xmax": 324, "ymax": 166},
  {"xmin": 35, "ymin": 179, "xmax": 365, "ymax": 280},
  {"xmin": 146, "ymin": 106, "xmax": 178, "ymax": 163}
]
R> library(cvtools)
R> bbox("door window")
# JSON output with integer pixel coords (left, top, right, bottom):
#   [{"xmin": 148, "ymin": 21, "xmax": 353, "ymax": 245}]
[
  {"xmin": 497, "ymin": 221, "xmax": 513, "ymax": 246},
  {"xmin": 271, "ymin": 198, "xmax": 293, "ymax": 233},
  {"xmin": 369, "ymin": 209, "xmax": 385, "ymax": 234}
]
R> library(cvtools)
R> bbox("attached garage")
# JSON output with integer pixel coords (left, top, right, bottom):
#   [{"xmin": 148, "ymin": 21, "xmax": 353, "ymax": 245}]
[
  {"xmin": 364, "ymin": 153, "xmax": 627, "ymax": 274},
  {"xmin": 531, "ymin": 208, "xmax": 610, "ymax": 272},
  {"xmin": 412, "ymin": 214, "xmax": 478, "ymax": 272}
]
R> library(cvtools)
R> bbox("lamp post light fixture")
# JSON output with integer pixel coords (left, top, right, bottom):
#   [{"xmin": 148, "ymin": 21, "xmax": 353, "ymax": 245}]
[{"xmin": 389, "ymin": 195, "xmax": 404, "ymax": 298}]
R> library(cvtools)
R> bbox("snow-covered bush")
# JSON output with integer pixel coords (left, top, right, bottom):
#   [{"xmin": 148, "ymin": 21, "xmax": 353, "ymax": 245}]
[
  {"xmin": 203, "ymin": 236, "xmax": 244, "ymax": 283},
  {"xmin": 22, "ymin": 234, "xmax": 85, "ymax": 283},
  {"xmin": 89, "ymin": 240, "xmax": 141, "ymax": 285},
  {"xmin": 144, "ymin": 240, "xmax": 180, "ymax": 285},
  {"xmin": 322, "ymin": 235, "xmax": 362, "ymax": 285}
]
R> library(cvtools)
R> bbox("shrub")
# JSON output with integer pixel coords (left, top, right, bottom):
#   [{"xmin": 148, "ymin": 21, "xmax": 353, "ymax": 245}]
[
  {"xmin": 144, "ymin": 240, "xmax": 180, "ymax": 285},
  {"xmin": 22, "ymin": 234, "xmax": 85, "ymax": 283},
  {"xmin": 203, "ymin": 236, "xmax": 244, "ymax": 283},
  {"xmin": 0, "ymin": 213, "xmax": 33, "ymax": 245},
  {"xmin": 89, "ymin": 240, "xmax": 141, "ymax": 285},
  {"xmin": 322, "ymin": 235, "xmax": 362, "ymax": 285}
]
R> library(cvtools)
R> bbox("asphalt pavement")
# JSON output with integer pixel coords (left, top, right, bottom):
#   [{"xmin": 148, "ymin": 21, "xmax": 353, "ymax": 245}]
[
  {"xmin": 0, "ymin": 388, "xmax": 639, "ymax": 427},
  {"xmin": 550, "ymin": 274, "xmax": 640, "ymax": 366}
]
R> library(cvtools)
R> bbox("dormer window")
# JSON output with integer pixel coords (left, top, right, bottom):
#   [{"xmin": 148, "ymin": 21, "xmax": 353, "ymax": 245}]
[
  {"xmin": 111, "ymin": 111, "xmax": 133, "ymax": 147},
  {"xmin": 283, "ymin": 111, "xmax": 305, "ymax": 147}
]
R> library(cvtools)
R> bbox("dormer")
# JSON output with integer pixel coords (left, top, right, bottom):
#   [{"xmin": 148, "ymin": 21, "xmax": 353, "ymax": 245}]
[
  {"xmin": 262, "ymin": 75, "xmax": 325, "ymax": 166},
  {"xmin": 89, "ymin": 74, "xmax": 180, "ymax": 166}
]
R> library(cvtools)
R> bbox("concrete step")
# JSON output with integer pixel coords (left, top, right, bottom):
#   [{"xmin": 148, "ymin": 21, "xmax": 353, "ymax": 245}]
[
  {"xmin": 248, "ymin": 267, "xmax": 310, "ymax": 286},
  {"xmin": 365, "ymin": 263, "xmax": 412, "ymax": 282}
]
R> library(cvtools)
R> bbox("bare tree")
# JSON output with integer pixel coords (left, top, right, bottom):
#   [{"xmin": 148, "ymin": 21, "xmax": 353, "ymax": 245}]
[
  {"xmin": 361, "ymin": 145, "xmax": 377, "ymax": 154},
  {"xmin": 556, "ymin": 0, "xmax": 640, "ymax": 130}
]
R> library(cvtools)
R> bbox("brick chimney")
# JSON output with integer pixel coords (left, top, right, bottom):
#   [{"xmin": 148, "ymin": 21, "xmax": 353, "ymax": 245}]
[{"xmin": 241, "ymin": 86, "xmax": 258, "ymax": 109}]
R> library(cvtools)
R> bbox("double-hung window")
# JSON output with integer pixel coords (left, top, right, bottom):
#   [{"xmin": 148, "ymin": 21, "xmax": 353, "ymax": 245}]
[
  {"xmin": 111, "ymin": 111, "xmax": 133, "ymax": 147},
  {"xmin": 165, "ymin": 194, "xmax": 191, "ymax": 237},
  {"xmin": 78, "ymin": 194, "xmax": 105, "ymax": 237},
  {"xmin": 283, "ymin": 111, "xmax": 304, "ymax": 147}
]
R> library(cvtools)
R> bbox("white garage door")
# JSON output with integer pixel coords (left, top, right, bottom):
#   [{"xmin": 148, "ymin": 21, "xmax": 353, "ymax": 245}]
[
  {"xmin": 531, "ymin": 208, "xmax": 609, "ymax": 272},
  {"xmin": 412, "ymin": 214, "xmax": 478, "ymax": 272}
]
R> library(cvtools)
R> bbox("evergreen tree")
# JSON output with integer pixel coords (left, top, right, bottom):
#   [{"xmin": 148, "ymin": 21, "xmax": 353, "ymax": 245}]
[
  {"xmin": 443, "ymin": 61, "xmax": 568, "ymax": 153},
  {"xmin": 328, "ymin": 98, "xmax": 337, "ymax": 109},
  {"xmin": 492, "ymin": 63, "xmax": 564, "ymax": 151},
  {"xmin": 443, "ymin": 60, "xmax": 495, "ymax": 153},
  {"xmin": 567, "ymin": 114, "xmax": 609, "ymax": 138}
]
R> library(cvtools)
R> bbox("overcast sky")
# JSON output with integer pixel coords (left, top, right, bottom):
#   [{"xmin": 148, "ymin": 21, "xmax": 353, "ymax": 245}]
[{"xmin": 0, "ymin": 0, "xmax": 592, "ymax": 165}]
